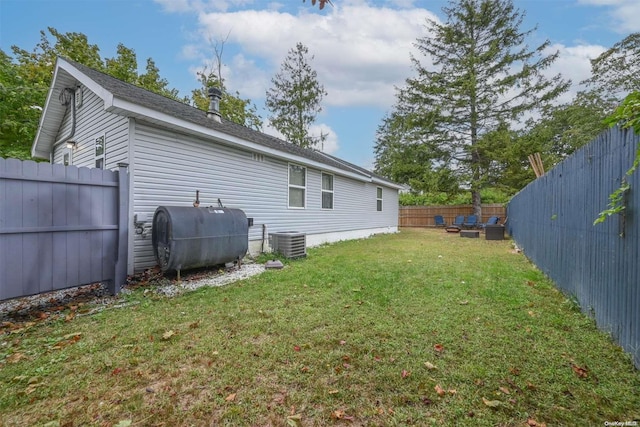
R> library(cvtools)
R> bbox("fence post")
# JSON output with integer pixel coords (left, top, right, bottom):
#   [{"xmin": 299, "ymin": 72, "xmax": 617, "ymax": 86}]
[{"xmin": 110, "ymin": 163, "xmax": 129, "ymax": 295}]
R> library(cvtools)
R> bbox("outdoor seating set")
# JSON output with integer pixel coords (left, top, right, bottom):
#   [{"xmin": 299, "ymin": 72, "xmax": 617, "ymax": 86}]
[{"xmin": 434, "ymin": 215, "xmax": 500, "ymax": 233}]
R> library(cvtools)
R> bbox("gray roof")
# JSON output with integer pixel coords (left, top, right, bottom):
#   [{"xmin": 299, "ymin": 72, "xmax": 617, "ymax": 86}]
[{"xmin": 62, "ymin": 58, "xmax": 397, "ymax": 187}]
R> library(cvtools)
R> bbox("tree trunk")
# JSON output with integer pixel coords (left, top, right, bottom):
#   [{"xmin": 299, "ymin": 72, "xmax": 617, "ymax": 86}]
[{"xmin": 472, "ymin": 189, "xmax": 482, "ymax": 218}]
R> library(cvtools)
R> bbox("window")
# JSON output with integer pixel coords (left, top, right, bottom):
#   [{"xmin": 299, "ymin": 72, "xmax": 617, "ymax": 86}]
[
  {"xmin": 288, "ymin": 164, "xmax": 306, "ymax": 208},
  {"xmin": 95, "ymin": 134, "xmax": 105, "ymax": 169},
  {"xmin": 376, "ymin": 187, "xmax": 383, "ymax": 211},
  {"xmin": 62, "ymin": 147, "xmax": 73, "ymax": 166},
  {"xmin": 321, "ymin": 172, "xmax": 334, "ymax": 209}
]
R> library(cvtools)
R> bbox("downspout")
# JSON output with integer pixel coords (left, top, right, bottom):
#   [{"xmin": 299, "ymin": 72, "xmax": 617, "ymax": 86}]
[{"xmin": 51, "ymin": 87, "xmax": 77, "ymax": 161}]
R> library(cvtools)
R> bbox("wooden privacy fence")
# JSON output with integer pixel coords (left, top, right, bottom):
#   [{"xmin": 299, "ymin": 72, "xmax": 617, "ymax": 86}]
[
  {"xmin": 508, "ymin": 126, "xmax": 640, "ymax": 368},
  {"xmin": 0, "ymin": 158, "xmax": 129, "ymax": 300},
  {"xmin": 399, "ymin": 204, "xmax": 506, "ymax": 227}
]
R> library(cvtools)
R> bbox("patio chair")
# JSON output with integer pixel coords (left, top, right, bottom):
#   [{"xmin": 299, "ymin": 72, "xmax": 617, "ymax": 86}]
[
  {"xmin": 445, "ymin": 215, "xmax": 465, "ymax": 232},
  {"xmin": 462, "ymin": 215, "xmax": 479, "ymax": 229},
  {"xmin": 481, "ymin": 216, "xmax": 500, "ymax": 228},
  {"xmin": 434, "ymin": 215, "xmax": 446, "ymax": 227}
]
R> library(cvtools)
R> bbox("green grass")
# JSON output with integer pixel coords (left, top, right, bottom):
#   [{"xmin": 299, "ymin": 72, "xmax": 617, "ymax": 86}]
[{"xmin": 1, "ymin": 228, "xmax": 639, "ymax": 426}]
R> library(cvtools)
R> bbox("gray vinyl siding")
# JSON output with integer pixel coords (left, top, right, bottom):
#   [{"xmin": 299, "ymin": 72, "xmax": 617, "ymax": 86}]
[
  {"xmin": 52, "ymin": 88, "xmax": 129, "ymax": 169},
  {"xmin": 131, "ymin": 122, "xmax": 398, "ymax": 271}
]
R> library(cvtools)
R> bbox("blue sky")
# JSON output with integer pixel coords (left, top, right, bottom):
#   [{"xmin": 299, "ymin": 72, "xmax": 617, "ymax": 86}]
[{"xmin": 1, "ymin": 0, "xmax": 638, "ymax": 169}]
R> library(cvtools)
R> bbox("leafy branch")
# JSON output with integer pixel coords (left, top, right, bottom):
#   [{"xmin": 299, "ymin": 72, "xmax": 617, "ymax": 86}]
[{"xmin": 593, "ymin": 91, "xmax": 640, "ymax": 226}]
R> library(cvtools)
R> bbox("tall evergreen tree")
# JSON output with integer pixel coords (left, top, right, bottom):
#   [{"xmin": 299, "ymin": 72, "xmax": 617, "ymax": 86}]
[
  {"xmin": 266, "ymin": 42, "xmax": 327, "ymax": 149},
  {"xmin": 377, "ymin": 0, "xmax": 569, "ymax": 215},
  {"xmin": 582, "ymin": 32, "xmax": 640, "ymax": 98}
]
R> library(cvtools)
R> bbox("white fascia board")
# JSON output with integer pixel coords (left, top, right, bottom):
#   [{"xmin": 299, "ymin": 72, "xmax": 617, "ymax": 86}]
[
  {"xmin": 108, "ymin": 96, "xmax": 371, "ymax": 183},
  {"xmin": 371, "ymin": 177, "xmax": 405, "ymax": 190},
  {"xmin": 314, "ymin": 149, "xmax": 404, "ymax": 190},
  {"xmin": 32, "ymin": 58, "xmax": 117, "ymax": 159},
  {"xmin": 31, "ymin": 65, "xmax": 64, "ymax": 159},
  {"xmin": 58, "ymin": 58, "xmax": 106, "ymax": 102}
]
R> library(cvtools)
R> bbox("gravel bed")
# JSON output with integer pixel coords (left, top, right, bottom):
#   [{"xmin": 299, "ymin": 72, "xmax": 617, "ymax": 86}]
[
  {"xmin": 155, "ymin": 262, "xmax": 266, "ymax": 297},
  {"xmin": 0, "ymin": 262, "xmax": 267, "ymax": 322}
]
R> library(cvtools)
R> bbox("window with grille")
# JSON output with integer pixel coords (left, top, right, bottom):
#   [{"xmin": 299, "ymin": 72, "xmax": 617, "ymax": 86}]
[
  {"xmin": 288, "ymin": 164, "xmax": 306, "ymax": 208},
  {"xmin": 321, "ymin": 172, "xmax": 334, "ymax": 209}
]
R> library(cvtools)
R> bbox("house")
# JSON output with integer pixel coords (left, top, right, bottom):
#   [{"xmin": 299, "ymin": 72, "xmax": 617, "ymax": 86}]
[{"xmin": 31, "ymin": 57, "xmax": 400, "ymax": 274}]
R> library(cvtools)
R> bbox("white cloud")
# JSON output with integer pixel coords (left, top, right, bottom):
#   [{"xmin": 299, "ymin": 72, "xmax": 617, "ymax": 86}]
[
  {"xmin": 544, "ymin": 43, "xmax": 608, "ymax": 103},
  {"xmin": 262, "ymin": 122, "xmax": 339, "ymax": 154},
  {"xmin": 577, "ymin": 0, "xmax": 640, "ymax": 32},
  {"xmin": 181, "ymin": 3, "xmax": 437, "ymax": 110},
  {"xmin": 309, "ymin": 123, "xmax": 339, "ymax": 154}
]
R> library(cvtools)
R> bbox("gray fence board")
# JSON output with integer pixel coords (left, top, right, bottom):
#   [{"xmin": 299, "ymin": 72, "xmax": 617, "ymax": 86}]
[
  {"xmin": 508, "ymin": 126, "xmax": 640, "ymax": 368},
  {"xmin": 0, "ymin": 158, "xmax": 129, "ymax": 300}
]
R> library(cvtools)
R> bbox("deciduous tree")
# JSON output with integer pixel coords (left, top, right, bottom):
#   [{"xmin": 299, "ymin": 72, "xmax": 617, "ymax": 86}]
[{"xmin": 3, "ymin": 28, "xmax": 183, "ymax": 159}]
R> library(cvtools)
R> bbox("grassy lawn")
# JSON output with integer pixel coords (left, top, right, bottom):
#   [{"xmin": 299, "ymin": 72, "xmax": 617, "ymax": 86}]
[{"xmin": 1, "ymin": 228, "xmax": 639, "ymax": 426}]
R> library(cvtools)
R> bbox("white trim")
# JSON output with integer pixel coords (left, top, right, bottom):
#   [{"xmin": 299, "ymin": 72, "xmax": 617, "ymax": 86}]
[
  {"xmin": 288, "ymin": 163, "xmax": 307, "ymax": 209},
  {"xmin": 94, "ymin": 132, "xmax": 106, "ymax": 169},
  {"xmin": 247, "ymin": 226, "xmax": 398, "ymax": 257},
  {"xmin": 127, "ymin": 118, "xmax": 136, "ymax": 276},
  {"xmin": 31, "ymin": 65, "xmax": 63, "ymax": 159},
  {"xmin": 321, "ymin": 172, "xmax": 334, "ymax": 210},
  {"xmin": 62, "ymin": 146, "xmax": 73, "ymax": 166}
]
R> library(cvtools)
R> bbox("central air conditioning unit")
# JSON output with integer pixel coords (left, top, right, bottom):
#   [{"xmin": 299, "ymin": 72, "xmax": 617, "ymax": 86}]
[{"xmin": 269, "ymin": 231, "xmax": 307, "ymax": 258}]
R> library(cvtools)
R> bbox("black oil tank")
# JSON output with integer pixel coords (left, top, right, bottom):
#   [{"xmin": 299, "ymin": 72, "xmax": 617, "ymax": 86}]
[{"xmin": 152, "ymin": 206, "xmax": 248, "ymax": 272}]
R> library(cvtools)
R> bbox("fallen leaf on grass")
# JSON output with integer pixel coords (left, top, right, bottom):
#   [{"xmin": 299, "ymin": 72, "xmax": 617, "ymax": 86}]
[
  {"xmin": 293, "ymin": 345, "xmax": 301, "ymax": 352},
  {"xmin": 434, "ymin": 344, "xmax": 444, "ymax": 352},
  {"xmin": 526, "ymin": 418, "xmax": 547, "ymax": 427},
  {"xmin": 424, "ymin": 361, "xmax": 437, "ymax": 370},
  {"xmin": 225, "ymin": 393, "xmax": 237, "ymax": 402},
  {"xmin": 7, "ymin": 353, "xmax": 27, "ymax": 364},
  {"xmin": 482, "ymin": 397, "xmax": 502, "ymax": 408},
  {"xmin": 328, "ymin": 389, "xmax": 339, "ymax": 395},
  {"xmin": 527, "ymin": 382, "xmax": 537, "ymax": 390},
  {"xmin": 286, "ymin": 414, "xmax": 303, "ymax": 427},
  {"xmin": 112, "ymin": 367, "xmax": 123, "ymax": 376},
  {"xmin": 52, "ymin": 333, "xmax": 82, "ymax": 350},
  {"xmin": 25, "ymin": 382, "xmax": 44, "ymax": 395},
  {"xmin": 435, "ymin": 384, "xmax": 445, "ymax": 396},
  {"xmin": 162, "ymin": 330, "xmax": 176, "ymax": 340},
  {"xmin": 331, "ymin": 409, "xmax": 354, "ymax": 421},
  {"xmin": 401, "ymin": 370, "xmax": 411, "ymax": 378},
  {"xmin": 499, "ymin": 386, "xmax": 510, "ymax": 394},
  {"xmin": 113, "ymin": 421, "xmax": 132, "ymax": 427},
  {"xmin": 571, "ymin": 363, "xmax": 588, "ymax": 378}
]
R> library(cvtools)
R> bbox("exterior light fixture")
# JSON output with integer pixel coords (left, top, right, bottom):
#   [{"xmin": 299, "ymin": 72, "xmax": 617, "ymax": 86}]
[{"xmin": 66, "ymin": 140, "xmax": 77, "ymax": 149}]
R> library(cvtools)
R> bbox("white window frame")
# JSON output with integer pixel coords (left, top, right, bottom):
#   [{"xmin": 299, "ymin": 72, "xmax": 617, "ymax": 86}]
[
  {"xmin": 62, "ymin": 147, "xmax": 73, "ymax": 166},
  {"xmin": 376, "ymin": 187, "xmax": 383, "ymax": 212},
  {"xmin": 288, "ymin": 163, "xmax": 307, "ymax": 209},
  {"xmin": 321, "ymin": 172, "xmax": 334, "ymax": 210},
  {"xmin": 94, "ymin": 133, "xmax": 106, "ymax": 169}
]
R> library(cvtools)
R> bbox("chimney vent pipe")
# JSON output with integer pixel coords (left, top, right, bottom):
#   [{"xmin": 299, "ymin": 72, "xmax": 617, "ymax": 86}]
[{"xmin": 207, "ymin": 87, "xmax": 222, "ymax": 123}]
